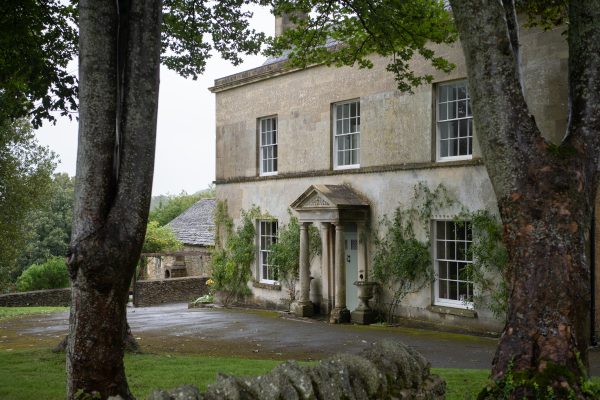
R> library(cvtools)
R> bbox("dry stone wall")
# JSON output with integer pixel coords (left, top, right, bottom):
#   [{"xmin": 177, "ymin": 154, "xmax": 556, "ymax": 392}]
[
  {"xmin": 0, "ymin": 288, "xmax": 71, "ymax": 307},
  {"xmin": 133, "ymin": 277, "xmax": 208, "ymax": 307},
  {"xmin": 146, "ymin": 340, "xmax": 445, "ymax": 400}
]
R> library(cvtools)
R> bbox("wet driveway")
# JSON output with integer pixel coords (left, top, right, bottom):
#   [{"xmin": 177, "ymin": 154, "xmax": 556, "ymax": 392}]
[{"xmin": 2, "ymin": 303, "xmax": 599, "ymax": 374}]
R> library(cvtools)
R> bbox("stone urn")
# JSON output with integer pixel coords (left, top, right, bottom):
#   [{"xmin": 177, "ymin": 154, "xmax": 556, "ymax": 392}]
[{"xmin": 351, "ymin": 281, "xmax": 378, "ymax": 325}]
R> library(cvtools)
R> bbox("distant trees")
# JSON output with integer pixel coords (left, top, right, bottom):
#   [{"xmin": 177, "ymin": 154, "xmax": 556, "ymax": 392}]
[
  {"xmin": 149, "ymin": 187, "xmax": 215, "ymax": 226},
  {"xmin": 17, "ymin": 173, "xmax": 75, "ymax": 276},
  {"xmin": 16, "ymin": 257, "xmax": 70, "ymax": 292},
  {"xmin": 0, "ymin": 119, "xmax": 56, "ymax": 289}
]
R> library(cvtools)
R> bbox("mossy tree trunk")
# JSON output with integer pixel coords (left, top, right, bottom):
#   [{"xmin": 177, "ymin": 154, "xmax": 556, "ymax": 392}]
[
  {"xmin": 66, "ymin": 0, "xmax": 161, "ymax": 398},
  {"xmin": 450, "ymin": 0, "xmax": 600, "ymax": 397}
]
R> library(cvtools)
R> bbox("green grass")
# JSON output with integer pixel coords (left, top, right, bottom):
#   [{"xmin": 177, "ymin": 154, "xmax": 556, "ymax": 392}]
[
  {"xmin": 0, "ymin": 306, "xmax": 67, "ymax": 320},
  {"xmin": 0, "ymin": 349, "xmax": 597, "ymax": 399}
]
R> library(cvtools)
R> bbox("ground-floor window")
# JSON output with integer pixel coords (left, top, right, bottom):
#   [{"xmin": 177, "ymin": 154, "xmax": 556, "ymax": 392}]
[
  {"xmin": 434, "ymin": 220, "xmax": 473, "ymax": 308},
  {"xmin": 259, "ymin": 220, "xmax": 278, "ymax": 283}
]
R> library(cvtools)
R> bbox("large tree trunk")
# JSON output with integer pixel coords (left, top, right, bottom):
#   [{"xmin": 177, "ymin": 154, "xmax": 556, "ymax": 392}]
[
  {"xmin": 67, "ymin": 0, "xmax": 161, "ymax": 398},
  {"xmin": 450, "ymin": 0, "xmax": 600, "ymax": 398}
]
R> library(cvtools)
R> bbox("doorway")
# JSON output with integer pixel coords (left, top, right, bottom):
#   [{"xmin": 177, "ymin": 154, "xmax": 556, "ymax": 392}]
[{"xmin": 344, "ymin": 224, "xmax": 358, "ymax": 311}]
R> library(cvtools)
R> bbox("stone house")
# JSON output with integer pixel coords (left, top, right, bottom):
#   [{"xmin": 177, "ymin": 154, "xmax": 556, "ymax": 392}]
[
  {"xmin": 211, "ymin": 16, "xmax": 599, "ymax": 335},
  {"xmin": 143, "ymin": 198, "xmax": 215, "ymax": 280}
]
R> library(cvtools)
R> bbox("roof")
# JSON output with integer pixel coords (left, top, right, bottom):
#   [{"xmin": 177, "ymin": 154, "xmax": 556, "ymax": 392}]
[
  {"xmin": 167, "ymin": 198, "xmax": 216, "ymax": 246},
  {"xmin": 291, "ymin": 184, "xmax": 369, "ymax": 210}
]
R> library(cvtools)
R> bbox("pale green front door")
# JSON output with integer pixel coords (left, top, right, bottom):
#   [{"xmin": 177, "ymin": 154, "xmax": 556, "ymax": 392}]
[{"xmin": 345, "ymin": 227, "xmax": 358, "ymax": 311}]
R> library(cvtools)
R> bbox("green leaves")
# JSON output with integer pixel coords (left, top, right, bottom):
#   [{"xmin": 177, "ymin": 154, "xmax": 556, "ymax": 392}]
[
  {"xmin": 161, "ymin": 0, "xmax": 267, "ymax": 79},
  {"xmin": 142, "ymin": 221, "xmax": 183, "ymax": 253},
  {"xmin": 266, "ymin": 0, "xmax": 457, "ymax": 92},
  {"xmin": 0, "ymin": 119, "xmax": 56, "ymax": 289},
  {"xmin": 15, "ymin": 256, "xmax": 70, "ymax": 292}
]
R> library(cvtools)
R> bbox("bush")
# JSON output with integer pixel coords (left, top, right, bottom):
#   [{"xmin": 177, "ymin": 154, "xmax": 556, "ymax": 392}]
[{"xmin": 16, "ymin": 257, "xmax": 69, "ymax": 292}]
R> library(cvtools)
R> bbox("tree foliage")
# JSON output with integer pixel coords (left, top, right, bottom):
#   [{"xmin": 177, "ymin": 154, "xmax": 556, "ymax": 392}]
[
  {"xmin": 267, "ymin": 0, "xmax": 457, "ymax": 92},
  {"xmin": 16, "ymin": 256, "xmax": 70, "ymax": 292},
  {"xmin": 142, "ymin": 221, "xmax": 183, "ymax": 253},
  {"xmin": 1, "ymin": 0, "xmax": 269, "ymax": 128},
  {"xmin": 0, "ymin": 119, "xmax": 56, "ymax": 289},
  {"xmin": 0, "ymin": 1, "xmax": 78, "ymax": 128},
  {"xmin": 17, "ymin": 173, "xmax": 75, "ymax": 276}
]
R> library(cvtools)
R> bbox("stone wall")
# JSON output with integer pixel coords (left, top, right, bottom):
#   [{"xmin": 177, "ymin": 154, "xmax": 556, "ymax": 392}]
[
  {"xmin": 147, "ymin": 340, "xmax": 445, "ymax": 400},
  {"xmin": 133, "ymin": 277, "xmax": 208, "ymax": 307},
  {"xmin": 144, "ymin": 246, "xmax": 213, "ymax": 280},
  {"xmin": 0, "ymin": 288, "xmax": 71, "ymax": 307}
]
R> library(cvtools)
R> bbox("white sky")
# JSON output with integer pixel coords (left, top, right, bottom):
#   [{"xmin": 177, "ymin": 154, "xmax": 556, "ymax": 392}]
[{"xmin": 34, "ymin": 6, "xmax": 274, "ymax": 196}]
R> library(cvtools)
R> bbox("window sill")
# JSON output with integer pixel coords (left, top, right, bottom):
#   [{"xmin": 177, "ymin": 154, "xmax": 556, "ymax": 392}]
[
  {"xmin": 334, "ymin": 164, "xmax": 360, "ymax": 171},
  {"xmin": 437, "ymin": 155, "xmax": 473, "ymax": 162},
  {"xmin": 252, "ymin": 281, "xmax": 281, "ymax": 291},
  {"xmin": 260, "ymin": 171, "xmax": 278, "ymax": 177},
  {"xmin": 428, "ymin": 304, "xmax": 477, "ymax": 318}
]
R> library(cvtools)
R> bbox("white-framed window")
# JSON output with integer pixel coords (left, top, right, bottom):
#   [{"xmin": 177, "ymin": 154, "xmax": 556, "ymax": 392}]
[
  {"xmin": 437, "ymin": 81, "xmax": 473, "ymax": 161},
  {"xmin": 333, "ymin": 100, "xmax": 360, "ymax": 169},
  {"xmin": 259, "ymin": 116, "xmax": 277, "ymax": 176},
  {"xmin": 259, "ymin": 220, "xmax": 278, "ymax": 283},
  {"xmin": 434, "ymin": 220, "xmax": 474, "ymax": 308}
]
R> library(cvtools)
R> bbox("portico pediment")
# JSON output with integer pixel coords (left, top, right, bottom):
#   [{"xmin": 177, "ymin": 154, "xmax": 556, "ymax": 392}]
[{"xmin": 291, "ymin": 184, "xmax": 370, "ymax": 223}]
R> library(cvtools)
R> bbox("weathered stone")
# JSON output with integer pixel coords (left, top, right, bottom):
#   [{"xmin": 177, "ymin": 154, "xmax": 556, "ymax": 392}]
[
  {"xmin": 147, "ymin": 341, "xmax": 445, "ymax": 400},
  {"xmin": 134, "ymin": 277, "xmax": 208, "ymax": 307},
  {"xmin": 147, "ymin": 385, "xmax": 201, "ymax": 400}
]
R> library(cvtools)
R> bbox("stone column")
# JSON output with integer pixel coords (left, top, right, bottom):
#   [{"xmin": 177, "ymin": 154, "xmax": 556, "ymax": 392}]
[
  {"xmin": 330, "ymin": 222, "xmax": 350, "ymax": 323},
  {"xmin": 320, "ymin": 222, "xmax": 332, "ymax": 314},
  {"xmin": 293, "ymin": 221, "xmax": 313, "ymax": 317}
]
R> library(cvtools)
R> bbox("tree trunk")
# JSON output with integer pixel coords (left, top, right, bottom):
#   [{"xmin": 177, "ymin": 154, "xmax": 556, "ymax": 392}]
[
  {"xmin": 449, "ymin": 0, "xmax": 600, "ymax": 398},
  {"xmin": 67, "ymin": 0, "xmax": 161, "ymax": 398}
]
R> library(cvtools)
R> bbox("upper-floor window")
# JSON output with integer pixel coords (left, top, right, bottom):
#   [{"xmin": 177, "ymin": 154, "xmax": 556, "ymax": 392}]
[
  {"xmin": 259, "ymin": 219, "xmax": 278, "ymax": 283},
  {"xmin": 259, "ymin": 116, "xmax": 277, "ymax": 175},
  {"xmin": 437, "ymin": 81, "xmax": 472, "ymax": 161},
  {"xmin": 334, "ymin": 100, "xmax": 360, "ymax": 169},
  {"xmin": 434, "ymin": 220, "xmax": 473, "ymax": 308}
]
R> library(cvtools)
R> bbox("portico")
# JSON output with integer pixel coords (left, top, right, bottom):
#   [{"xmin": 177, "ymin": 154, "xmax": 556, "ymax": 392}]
[{"xmin": 290, "ymin": 184, "xmax": 370, "ymax": 323}]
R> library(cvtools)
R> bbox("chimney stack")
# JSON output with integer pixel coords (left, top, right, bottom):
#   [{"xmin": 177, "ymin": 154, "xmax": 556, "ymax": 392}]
[{"xmin": 275, "ymin": 11, "xmax": 308, "ymax": 36}]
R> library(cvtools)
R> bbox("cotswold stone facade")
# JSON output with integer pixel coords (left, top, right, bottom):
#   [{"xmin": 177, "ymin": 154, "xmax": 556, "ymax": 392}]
[{"xmin": 210, "ymin": 24, "xmax": 579, "ymax": 333}]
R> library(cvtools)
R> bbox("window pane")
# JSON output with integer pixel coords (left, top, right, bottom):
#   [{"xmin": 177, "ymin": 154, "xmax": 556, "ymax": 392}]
[
  {"xmin": 350, "ymin": 102, "xmax": 357, "ymax": 117},
  {"xmin": 459, "ymin": 138, "xmax": 469, "ymax": 155},
  {"xmin": 458, "ymin": 100, "xmax": 467, "ymax": 118},
  {"xmin": 459, "ymin": 119, "xmax": 468, "ymax": 137},
  {"xmin": 449, "ymin": 281, "xmax": 458, "ymax": 300},
  {"xmin": 448, "ymin": 121, "xmax": 457, "ymax": 139},
  {"xmin": 436, "ymin": 221, "xmax": 446, "ymax": 238},
  {"xmin": 343, "ymin": 119, "xmax": 349, "ymax": 133},
  {"xmin": 439, "ymin": 103, "xmax": 447, "ymax": 121},
  {"xmin": 448, "ymin": 101, "xmax": 456, "ymax": 119},
  {"xmin": 343, "ymin": 103, "xmax": 350, "ymax": 118},
  {"xmin": 439, "ymin": 85, "xmax": 447, "ymax": 102},
  {"xmin": 438, "ymin": 261, "xmax": 447, "ymax": 279},
  {"xmin": 440, "ymin": 140, "xmax": 448, "ymax": 158},
  {"xmin": 449, "ymin": 138, "xmax": 458, "ymax": 157},
  {"xmin": 457, "ymin": 85, "xmax": 467, "ymax": 99},
  {"xmin": 439, "ymin": 281, "xmax": 448, "ymax": 299}
]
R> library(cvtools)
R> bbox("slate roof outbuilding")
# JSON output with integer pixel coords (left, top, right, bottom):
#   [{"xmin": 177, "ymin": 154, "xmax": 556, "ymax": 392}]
[{"xmin": 167, "ymin": 198, "xmax": 216, "ymax": 246}]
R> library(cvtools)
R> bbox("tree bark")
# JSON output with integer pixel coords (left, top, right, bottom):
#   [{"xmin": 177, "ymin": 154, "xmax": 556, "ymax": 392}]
[
  {"xmin": 67, "ymin": 0, "xmax": 161, "ymax": 398},
  {"xmin": 450, "ymin": 0, "xmax": 600, "ymax": 397}
]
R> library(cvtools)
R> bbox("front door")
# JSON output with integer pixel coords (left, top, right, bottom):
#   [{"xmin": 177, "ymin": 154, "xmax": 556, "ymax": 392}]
[{"xmin": 345, "ymin": 227, "xmax": 358, "ymax": 311}]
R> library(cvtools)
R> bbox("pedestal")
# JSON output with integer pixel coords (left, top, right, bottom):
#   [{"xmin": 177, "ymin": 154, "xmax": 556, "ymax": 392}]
[
  {"xmin": 292, "ymin": 301, "xmax": 314, "ymax": 317},
  {"xmin": 330, "ymin": 307, "xmax": 350, "ymax": 323}
]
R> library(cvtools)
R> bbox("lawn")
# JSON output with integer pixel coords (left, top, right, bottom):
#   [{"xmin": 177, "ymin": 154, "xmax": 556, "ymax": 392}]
[
  {"xmin": 0, "ymin": 348, "xmax": 494, "ymax": 400},
  {"xmin": 0, "ymin": 306, "xmax": 68, "ymax": 320}
]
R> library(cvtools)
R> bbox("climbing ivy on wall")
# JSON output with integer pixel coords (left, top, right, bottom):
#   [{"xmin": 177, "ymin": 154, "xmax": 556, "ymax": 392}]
[
  {"xmin": 372, "ymin": 183, "xmax": 452, "ymax": 322},
  {"xmin": 372, "ymin": 182, "xmax": 508, "ymax": 322},
  {"xmin": 211, "ymin": 202, "xmax": 268, "ymax": 306}
]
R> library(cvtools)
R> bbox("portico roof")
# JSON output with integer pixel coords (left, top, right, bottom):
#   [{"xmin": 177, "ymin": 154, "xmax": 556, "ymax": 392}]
[{"xmin": 290, "ymin": 185, "xmax": 369, "ymax": 223}]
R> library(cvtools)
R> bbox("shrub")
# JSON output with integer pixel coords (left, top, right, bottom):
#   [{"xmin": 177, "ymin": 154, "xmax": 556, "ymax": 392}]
[{"xmin": 16, "ymin": 257, "xmax": 69, "ymax": 292}]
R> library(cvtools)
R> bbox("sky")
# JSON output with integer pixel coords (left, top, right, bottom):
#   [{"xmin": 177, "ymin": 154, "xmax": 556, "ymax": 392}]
[{"xmin": 34, "ymin": 6, "xmax": 274, "ymax": 196}]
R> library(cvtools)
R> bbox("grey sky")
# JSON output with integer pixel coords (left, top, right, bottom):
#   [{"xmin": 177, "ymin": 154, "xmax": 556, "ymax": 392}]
[{"xmin": 34, "ymin": 6, "xmax": 274, "ymax": 196}]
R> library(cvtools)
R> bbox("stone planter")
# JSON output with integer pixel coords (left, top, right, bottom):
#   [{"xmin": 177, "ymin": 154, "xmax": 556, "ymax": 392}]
[{"xmin": 351, "ymin": 281, "xmax": 377, "ymax": 324}]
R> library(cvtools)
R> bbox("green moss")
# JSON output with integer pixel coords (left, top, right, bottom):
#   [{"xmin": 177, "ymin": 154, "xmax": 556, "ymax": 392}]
[
  {"xmin": 0, "ymin": 306, "xmax": 67, "ymax": 320},
  {"xmin": 547, "ymin": 143, "xmax": 577, "ymax": 159}
]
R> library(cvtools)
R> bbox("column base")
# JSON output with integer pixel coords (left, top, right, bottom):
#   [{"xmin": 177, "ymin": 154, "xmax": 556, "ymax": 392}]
[
  {"xmin": 329, "ymin": 307, "xmax": 350, "ymax": 324},
  {"xmin": 292, "ymin": 301, "xmax": 314, "ymax": 317},
  {"xmin": 351, "ymin": 308, "xmax": 375, "ymax": 325}
]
